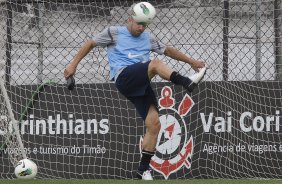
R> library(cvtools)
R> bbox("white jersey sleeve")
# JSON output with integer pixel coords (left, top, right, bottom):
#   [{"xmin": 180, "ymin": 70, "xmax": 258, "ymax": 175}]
[
  {"xmin": 92, "ymin": 26, "xmax": 117, "ymax": 47},
  {"xmin": 150, "ymin": 34, "xmax": 166, "ymax": 55}
]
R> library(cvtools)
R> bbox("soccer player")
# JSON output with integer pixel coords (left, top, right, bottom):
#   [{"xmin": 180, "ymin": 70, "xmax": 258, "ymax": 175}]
[{"xmin": 64, "ymin": 2, "xmax": 207, "ymax": 180}]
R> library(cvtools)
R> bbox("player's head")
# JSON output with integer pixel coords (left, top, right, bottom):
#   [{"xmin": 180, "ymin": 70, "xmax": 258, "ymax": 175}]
[{"xmin": 128, "ymin": 2, "xmax": 156, "ymax": 36}]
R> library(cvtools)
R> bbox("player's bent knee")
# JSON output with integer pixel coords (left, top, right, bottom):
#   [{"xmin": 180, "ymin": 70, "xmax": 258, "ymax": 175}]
[
  {"xmin": 150, "ymin": 59, "xmax": 162, "ymax": 70},
  {"xmin": 151, "ymin": 59, "xmax": 162, "ymax": 66},
  {"xmin": 148, "ymin": 59, "xmax": 164, "ymax": 79}
]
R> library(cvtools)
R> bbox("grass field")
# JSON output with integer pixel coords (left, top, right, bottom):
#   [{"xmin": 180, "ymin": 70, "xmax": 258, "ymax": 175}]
[{"xmin": 1, "ymin": 179, "xmax": 282, "ymax": 184}]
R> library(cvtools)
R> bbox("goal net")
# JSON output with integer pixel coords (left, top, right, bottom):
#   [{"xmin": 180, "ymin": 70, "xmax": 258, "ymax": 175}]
[
  {"xmin": 0, "ymin": 77, "xmax": 27, "ymax": 167},
  {"xmin": 0, "ymin": 0, "xmax": 282, "ymax": 180}
]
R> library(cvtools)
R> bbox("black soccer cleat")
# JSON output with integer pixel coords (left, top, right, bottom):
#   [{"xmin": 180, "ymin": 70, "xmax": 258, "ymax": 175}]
[{"xmin": 67, "ymin": 75, "xmax": 75, "ymax": 90}]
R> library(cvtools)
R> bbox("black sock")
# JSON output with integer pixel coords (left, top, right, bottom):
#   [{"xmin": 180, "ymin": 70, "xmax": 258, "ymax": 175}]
[
  {"xmin": 170, "ymin": 71, "xmax": 193, "ymax": 87},
  {"xmin": 138, "ymin": 150, "xmax": 155, "ymax": 172}
]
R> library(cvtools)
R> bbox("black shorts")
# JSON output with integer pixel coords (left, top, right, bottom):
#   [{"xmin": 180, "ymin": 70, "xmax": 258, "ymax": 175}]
[{"xmin": 115, "ymin": 61, "xmax": 158, "ymax": 121}]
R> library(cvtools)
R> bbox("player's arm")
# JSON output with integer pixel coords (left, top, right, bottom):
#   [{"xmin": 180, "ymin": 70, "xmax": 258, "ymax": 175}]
[
  {"xmin": 64, "ymin": 26, "xmax": 115, "ymax": 79},
  {"xmin": 164, "ymin": 47, "xmax": 205, "ymax": 72},
  {"xmin": 64, "ymin": 40, "xmax": 96, "ymax": 79}
]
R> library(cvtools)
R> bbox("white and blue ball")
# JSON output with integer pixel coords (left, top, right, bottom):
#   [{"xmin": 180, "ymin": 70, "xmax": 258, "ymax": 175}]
[{"xmin": 14, "ymin": 158, "xmax": 38, "ymax": 179}]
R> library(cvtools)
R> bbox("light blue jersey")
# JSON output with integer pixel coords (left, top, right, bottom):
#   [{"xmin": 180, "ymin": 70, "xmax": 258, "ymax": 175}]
[{"xmin": 93, "ymin": 26, "xmax": 166, "ymax": 80}]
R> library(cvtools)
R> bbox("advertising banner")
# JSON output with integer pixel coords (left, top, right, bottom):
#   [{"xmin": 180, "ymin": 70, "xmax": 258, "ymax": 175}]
[{"xmin": 1, "ymin": 81, "xmax": 282, "ymax": 179}]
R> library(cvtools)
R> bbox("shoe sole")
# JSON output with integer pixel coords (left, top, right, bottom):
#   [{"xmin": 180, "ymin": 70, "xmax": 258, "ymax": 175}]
[
  {"xmin": 198, "ymin": 68, "xmax": 207, "ymax": 83},
  {"xmin": 186, "ymin": 68, "xmax": 207, "ymax": 92}
]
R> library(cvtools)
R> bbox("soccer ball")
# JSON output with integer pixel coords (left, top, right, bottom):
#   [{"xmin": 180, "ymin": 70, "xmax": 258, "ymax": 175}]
[
  {"xmin": 14, "ymin": 158, "xmax": 38, "ymax": 179},
  {"xmin": 132, "ymin": 2, "xmax": 156, "ymax": 24}
]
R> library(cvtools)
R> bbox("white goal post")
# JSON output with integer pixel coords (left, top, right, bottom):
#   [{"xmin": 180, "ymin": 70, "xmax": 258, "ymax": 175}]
[{"xmin": 0, "ymin": 76, "xmax": 27, "ymax": 166}]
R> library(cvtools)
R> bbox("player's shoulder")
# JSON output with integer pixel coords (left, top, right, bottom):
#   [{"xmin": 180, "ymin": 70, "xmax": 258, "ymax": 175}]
[
  {"xmin": 107, "ymin": 26, "xmax": 118, "ymax": 33},
  {"xmin": 109, "ymin": 25, "xmax": 128, "ymax": 35},
  {"xmin": 145, "ymin": 31, "xmax": 158, "ymax": 41}
]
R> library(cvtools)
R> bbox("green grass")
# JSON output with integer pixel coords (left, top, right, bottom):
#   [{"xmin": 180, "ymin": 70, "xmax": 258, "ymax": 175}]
[{"xmin": 1, "ymin": 179, "xmax": 282, "ymax": 184}]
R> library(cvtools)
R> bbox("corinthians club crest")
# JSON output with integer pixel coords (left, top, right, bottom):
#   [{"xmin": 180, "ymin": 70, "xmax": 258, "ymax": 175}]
[{"xmin": 139, "ymin": 86, "xmax": 194, "ymax": 179}]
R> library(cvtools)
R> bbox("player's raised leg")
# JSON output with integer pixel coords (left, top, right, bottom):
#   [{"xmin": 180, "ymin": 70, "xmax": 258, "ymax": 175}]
[{"xmin": 148, "ymin": 59, "xmax": 207, "ymax": 92}]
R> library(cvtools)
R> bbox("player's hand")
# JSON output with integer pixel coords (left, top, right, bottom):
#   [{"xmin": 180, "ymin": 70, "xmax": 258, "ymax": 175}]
[
  {"xmin": 191, "ymin": 60, "xmax": 206, "ymax": 72},
  {"xmin": 64, "ymin": 64, "xmax": 77, "ymax": 79}
]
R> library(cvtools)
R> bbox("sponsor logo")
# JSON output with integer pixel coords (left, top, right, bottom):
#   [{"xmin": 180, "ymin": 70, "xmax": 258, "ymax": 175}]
[
  {"xmin": 140, "ymin": 3, "xmax": 150, "ymax": 15},
  {"xmin": 200, "ymin": 110, "xmax": 282, "ymax": 133},
  {"xmin": 0, "ymin": 114, "xmax": 109, "ymax": 135},
  {"xmin": 139, "ymin": 86, "xmax": 194, "ymax": 179},
  {"xmin": 18, "ymin": 168, "xmax": 32, "ymax": 176},
  {"xmin": 128, "ymin": 52, "xmax": 142, "ymax": 59}
]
